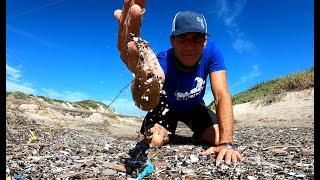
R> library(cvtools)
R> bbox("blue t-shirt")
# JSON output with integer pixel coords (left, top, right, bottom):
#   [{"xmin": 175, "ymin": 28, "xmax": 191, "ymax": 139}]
[{"xmin": 157, "ymin": 40, "xmax": 226, "ymax": 112}]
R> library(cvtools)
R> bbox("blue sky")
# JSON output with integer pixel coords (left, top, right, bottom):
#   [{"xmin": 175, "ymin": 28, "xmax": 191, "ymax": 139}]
[{"xmin": 6, "ymin": 0, "xmax": 314, "ymax": 116}]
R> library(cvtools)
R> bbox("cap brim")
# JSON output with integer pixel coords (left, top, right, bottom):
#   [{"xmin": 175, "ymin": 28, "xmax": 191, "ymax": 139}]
[{"xmin": 172, "ymin": 30, "xmax": 210, "ymax": 36}]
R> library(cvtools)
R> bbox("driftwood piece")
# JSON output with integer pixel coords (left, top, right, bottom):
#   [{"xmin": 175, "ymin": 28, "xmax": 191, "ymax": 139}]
[
  {"xmin": 57, "ymin": 170, "xmax": 88, "ymax": 179},
  {"xmin": 262, "ymin": 145, "xmax": 302, "ymax": 151},
  {"xmin": 103, "ymin": 162, "xmax": 127, "ymax": 172}
]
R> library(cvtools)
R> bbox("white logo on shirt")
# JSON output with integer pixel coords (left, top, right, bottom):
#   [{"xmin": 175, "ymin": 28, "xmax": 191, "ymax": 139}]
[{"xmin": 175, "ymin": 77, "xmax": 205, "ymax": 100}]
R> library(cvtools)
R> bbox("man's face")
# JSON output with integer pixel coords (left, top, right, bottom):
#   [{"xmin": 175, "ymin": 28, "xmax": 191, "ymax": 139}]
[{"xmin": 170, "ymin": 32, "xmax": 207, "ymax": 66}]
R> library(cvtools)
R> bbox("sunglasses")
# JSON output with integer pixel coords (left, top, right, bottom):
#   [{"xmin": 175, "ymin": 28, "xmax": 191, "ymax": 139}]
[{"xmin": 174, "ymin": 33, "xmax": 206, "ymax": 44}]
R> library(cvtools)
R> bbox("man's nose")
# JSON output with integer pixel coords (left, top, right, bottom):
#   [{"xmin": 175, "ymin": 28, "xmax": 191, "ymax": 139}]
[{"xmin": 182, "ymin": 40, "xmax": 197, "ymax": 49}]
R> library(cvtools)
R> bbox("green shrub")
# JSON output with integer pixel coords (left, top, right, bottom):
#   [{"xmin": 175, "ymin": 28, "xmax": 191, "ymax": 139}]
[
  {"xmin": 73, "ymin": 100, "xmax": 105, "ymax": 110},
  {"xmin": 10, "ymin": 91, "xmax": 29, "ymax": 100},
  {"xmin": 208, "ymin": 67, "xmax": 314, "ymax": 109}
]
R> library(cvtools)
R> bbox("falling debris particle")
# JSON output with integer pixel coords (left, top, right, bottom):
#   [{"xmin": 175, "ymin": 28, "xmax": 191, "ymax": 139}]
[
  {"xmin": 162, "ymin": 108, "xmax": 169, "ymax": 115},
  {"xmin": 141, "ymin": 95, "xmax": 149, "ymax": 101},
  {"xmin": 28, "ymin": 129, "xmax": 38, "ymax": 143},
  {"xmin": 247, "ymin": 176, "xmax": 258, "ymax": 180},
  {"xmin": 189, "ymin": 154, "xmax": 199, "ymax": 163},
  {"xmin": 160, "ymin": 90, "xmax": 166, "ymax": 95},
  {"xmin": 145, "ymin": 78, "xmax": 153, "ymax": 84}
]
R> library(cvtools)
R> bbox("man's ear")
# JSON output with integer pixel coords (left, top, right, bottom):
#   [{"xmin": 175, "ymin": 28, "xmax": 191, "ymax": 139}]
[
  {"xmin": 170, "ymin": 35, "xmax": 175, "ymax": 47},
  {"xmin": 203, "ymin": 39, "xmax": 207, "ymax": 48}
]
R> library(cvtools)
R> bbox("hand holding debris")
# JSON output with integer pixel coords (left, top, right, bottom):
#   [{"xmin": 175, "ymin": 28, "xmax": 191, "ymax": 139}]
[
  {"xmin": 146, "ymin": 123, "xmax": 170, "ymax": 147},
  {"xmin": 199, "ymin": 146, "xmax": 243, "ymax": 166},
  {"xmin": 114, "ymin": 0, "xmax": 165, "ymax": 110}
]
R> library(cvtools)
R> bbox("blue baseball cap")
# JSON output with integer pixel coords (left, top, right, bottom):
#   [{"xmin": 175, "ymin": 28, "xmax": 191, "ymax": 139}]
[{"xmin": 171, "ymin": 11, "xmax": 209, "ymax": 36}]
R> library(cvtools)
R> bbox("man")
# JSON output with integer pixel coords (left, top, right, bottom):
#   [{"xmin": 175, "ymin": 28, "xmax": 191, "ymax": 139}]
[{"xmin": 114, "ymin": 0, "xmax": 243, "ymax": 166}]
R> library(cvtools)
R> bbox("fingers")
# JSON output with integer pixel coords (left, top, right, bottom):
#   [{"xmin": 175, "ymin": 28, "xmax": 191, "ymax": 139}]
[
  {"xmin": 148, "ymin": 123, "xmax": 169, "ymax": 148},
  {"xmin": 216, "ymin": 148, "xmax": 227, "ymax": 166},
  {"xmin": 224, "ymin": 150, "xmax": 232, "ymax": 165},
  {"xmin": 121, "ymin": 0, "xmax": 145, "ymax": 24},
  {"xmin": 114, "ymin": 9, "xmax": 122, "ymax": 21},
  {"xmin": 200, "ymin": 146, "xmax": 244, "ymax": 166},
  {"xmin": 119, "ymin": 5, "xmax": 143, "ymax": 64},
  {"xmin": 199, "ymin": 147, "xmax": 216, "ymax": 156},
  {"xmin": 216, "ymin": 148, "xmax": 243, "ymax": 166},
  {"xmin": 115, "ymin": 0, "xmax": 146, "ymax": 67},
  {"xmin": 120, "ymin": 41, "xmax": 138, "ymax": 71},
  {"xmin": 115, "ymin": 0, "xmax": 131, "ymax": 50},
  {"xmin": 132, "ymin": 0, "xmax": 145, "ymax": 11},
  {"xmin": 235, "ymin": 151, "xmax": 244, "ymax": 162},
  {"xmin": 127, "ymin": 4, "xmax": 142, "ymax": 37},
  {"xmin": 231, "ymin": 153, "xmax": 238, "ymax": 164},
  {"xmin": 120, "ymin": 0, "xmax": 132, "ymax": 24},
  {"xmin": 120, "ymin": 46, "xmax": 137, "ymax": 71},
  {"xmin": 127, "ymin": 41, "xmax": 138, "ymax": 55}
]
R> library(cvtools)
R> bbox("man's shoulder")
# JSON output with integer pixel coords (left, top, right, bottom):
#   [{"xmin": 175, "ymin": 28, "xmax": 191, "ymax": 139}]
[
  {"xmin": 204, "ymin": 39, "xmax": 217, "ymax": 50},
  {"xmin": 156, "ymin": 49, "xmax": 173, "ymax": 71},
  {"xmin": 156, "ymin": 48, "xmax": 172, "ymax": 59},
  {"xmin": 203, "ymin": 39, "xmax": 226, "ymax": 72},
  {"xmin": 203, "ymin": 39, "xmax": 223, "ymax": 58}
]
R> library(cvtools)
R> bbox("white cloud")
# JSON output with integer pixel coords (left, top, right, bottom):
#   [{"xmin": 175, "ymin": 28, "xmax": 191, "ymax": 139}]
[
  {"xmin": 6, "ymin": 63, "xmax": 37, "ymax": 94},
  {"xmin": 231, "ymin": 65, "xmax": 261, "ymax": 87},
  {"xmin": 215, "ymin": 0, "xmax": 254, "ymax": 53},
  {"xmin": 40, "ymin": 88, "xmax": 62, "ymax": 98},
  {"xmin": 7, "ymin": 24, "xmax": 56, "ymax": 48},
  {"xmin": 233, "ymin": 38, "xmax": 254, "ymax": 53},
  {"xmin": 41, "ymin": 88, "xmax": 89, "ymax": 102},
  {"xmin": 60, "ymin": 91, "xmax": 88, "ymax": 102},
  {"xmin": 6, "ymin": 64, "xmax": 21, "ymax": 81},
  {"xmin": 6, "ymin": 80, "xmax": 36, "ymax": 94},
  {"xmin": 6, "ymin": 62, "xmax": 88, "ymax": 103}
]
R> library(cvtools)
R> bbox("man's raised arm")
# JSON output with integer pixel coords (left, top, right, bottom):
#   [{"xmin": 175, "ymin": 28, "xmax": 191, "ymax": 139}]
[{"xmin": 114, "ymin": 0, "xmax": 165, "ymax": 110}]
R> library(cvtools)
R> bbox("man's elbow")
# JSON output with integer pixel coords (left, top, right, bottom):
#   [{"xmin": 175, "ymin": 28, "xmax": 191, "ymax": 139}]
[{"xmin": 214, "ymin": 90, "xmax": 232, "ymax": 106}]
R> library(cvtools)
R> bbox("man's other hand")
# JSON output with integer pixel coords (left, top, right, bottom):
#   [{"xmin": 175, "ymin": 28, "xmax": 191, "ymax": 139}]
[{"xmin": 199, "ymin": 146, "xmax": 243, "ymax": 166}]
